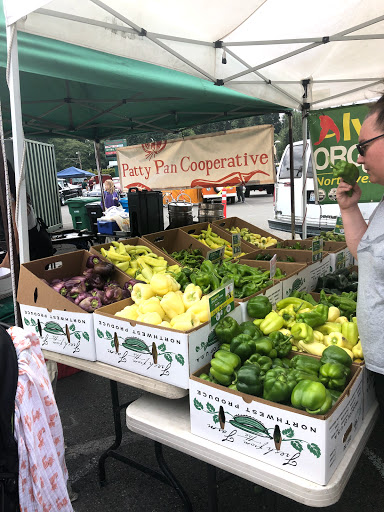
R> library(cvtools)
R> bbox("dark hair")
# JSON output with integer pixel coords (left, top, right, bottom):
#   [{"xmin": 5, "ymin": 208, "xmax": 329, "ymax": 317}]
[{"xmin": 367, "ymin": 93, "xmax": 384, "ymax": 130}]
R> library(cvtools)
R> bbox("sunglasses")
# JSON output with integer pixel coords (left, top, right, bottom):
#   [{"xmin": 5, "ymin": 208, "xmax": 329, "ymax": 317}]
[{"xmin": 356, "ymin": 133, "xmax": 384, "ymax": 156}]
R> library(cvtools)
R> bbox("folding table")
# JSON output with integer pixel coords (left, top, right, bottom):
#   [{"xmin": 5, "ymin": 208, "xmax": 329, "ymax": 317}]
[
  {"xmin": 42, "ymin": 350, "xmax": 192, "ymax": 511},
  {"xmin": 126, "ymin": 394, "xmax": 379, "ymax": 511}
]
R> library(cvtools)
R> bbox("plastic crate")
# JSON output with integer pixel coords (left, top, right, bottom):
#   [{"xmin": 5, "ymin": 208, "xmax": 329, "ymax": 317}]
[
  {"xmin": 119, "ymin": 197, "xmax": 129, "ymax": 213},
  {"xmin": 97, "ymin": 219, "xmax": 119, "ymax": 234},
  {"xmin": 66, "ymin": 197, "xmax": 98, "ymax": 231}
]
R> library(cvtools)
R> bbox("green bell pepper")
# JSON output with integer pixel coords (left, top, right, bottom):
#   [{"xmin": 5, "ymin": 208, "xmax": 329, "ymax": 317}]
[
  {"xmin": 328, "ymin": 388, "xmax": 342, "ymax": 406},
  {"xmin": 214, "ymin": 316, "xmax": 240, "ymax": 344},
  {"xmin": 246, "ymin": 295, "xmax": 272, "ymax": 319},
  {"xmin": 236, "ymin": 364, "xmax": 263, "ymax": 397},
  {"xmin": 244, "ymin": 353, "xmax": 273, "ymax": 377},
  {"xmin": 190, "ymin": 270, "xmax": 211, "ymax": 294},
  {"xmin": 268, "ymin": 331, "xmax": 292, "ymax": 358},
  {"xmin": 238, "ymin": 321, "xmax": 263, "ymax": 339},
  {"xmin": 290, "ymin": 354, "xmax": 322, "ymax": 376},
  {"xmin": 289, "ymin": 369, "xmax": 320, "ymax": 383},
  {"xmin": 291, "ymin": 322, "xmax": 314, "ymax": 343},
  {"xmin": 330, "ymin": 160, "xmax": 359, "ymax": 197},
  {"xmin": 198, "ymin": 372, "xmax": 214, "ymax": 382},
  {"xmin": 319, "ymin": 362, "xmax": 350, "ymax": 391},
  {"xmin": 230, "ymin": 334, "xmax": 256, "ymax": 363},
  {"xmin": 254, "ymin": 336, "xmax": 278, "ymax": 358},
  {"xmin": 260, "ymin": 311, "xmax": 285, "ymax": 335},
  {"xmin": 296, "ymin": 304, "xmax": 329, "ymax": 328},
  {"xmin": 219, "ymin": 343, "xmax": 231, "ymax": 352},
  {"xmin": 263, "ymin": 368, "xmax": 298, "ymax": 403},
  {"xmin": 291, "ymin": 380, "xmax": 333, "ymax": 415},
  {"xmin": 320, "ymin": 345, "xmax": 352, "ymax": 368},
  {"xmin": 209, "ymin": 349, "xmax": 241, "ymax": 386},
  {"xmin": 241, "ymin": 282, "xmax": 261, "ymax": 298}
]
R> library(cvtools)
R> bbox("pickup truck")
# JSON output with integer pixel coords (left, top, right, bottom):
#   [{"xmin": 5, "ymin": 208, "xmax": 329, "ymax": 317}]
[{"xmin": 58, "ymin": 179, "xmax": 81, "ymax": 205}]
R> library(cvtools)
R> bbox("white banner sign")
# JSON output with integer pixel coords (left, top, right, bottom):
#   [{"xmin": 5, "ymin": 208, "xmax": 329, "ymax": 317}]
[{"xmin": 117, "ymin": 125, "xmax": 274, "ymax": 191}]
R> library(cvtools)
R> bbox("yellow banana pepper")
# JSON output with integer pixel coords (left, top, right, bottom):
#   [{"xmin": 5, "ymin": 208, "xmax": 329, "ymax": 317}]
[
  {"xmin": 150, "ymin": 273, "xmax": 180, "ymax": 296},
  {"xmin": 187, "ymin": 296, "xmax": 209, "ymax": 323},
  {"xmin": 138, "ymin": 297, "xmax": 165, "ymax": 320},
  {"xmin": 296, "ymin": 339, "xmax": 326, "ymax": 356},
  {"xmin": 352, "ymin": 340, "xmax": 364, "ymax": 360},
  {"xmin": 137, "ymin": 312, "xmax": 163, "ymax": 325},
  {"xmin": 141, "ymin": 255, "xmax": 167, "ymax": 267},
  {"xmin": 327, "ymin": 306, "xmax": 340, "ymax": 322},
  {"xmin": 115, "ymin": 304, "xmax": 140, "ymax": 320},
  {"xmin": 170, "ymin": 311, "xmax": 201, "ymax": 331},
  {"xmin": 131, "ymin": 283, "xmax": 155, "ymax": 304},
  {"xmin": 160, "ymin": 291, "xmax": 185, "ymax": 319},
  {"xmin": 183, "ymin": 283, "xmax": 203, "ymax": 309}
]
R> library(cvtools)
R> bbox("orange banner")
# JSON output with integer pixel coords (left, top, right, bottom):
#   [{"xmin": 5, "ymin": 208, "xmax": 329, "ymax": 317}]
[{"xmin": 117, "ymin": 125, "xmax": 274, "ymax": 191}]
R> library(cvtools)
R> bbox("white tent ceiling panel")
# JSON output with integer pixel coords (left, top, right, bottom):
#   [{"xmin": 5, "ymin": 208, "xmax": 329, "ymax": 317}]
[{"xmin": 4, "ymin": 0, "xmax": 384, "ymax": 110}]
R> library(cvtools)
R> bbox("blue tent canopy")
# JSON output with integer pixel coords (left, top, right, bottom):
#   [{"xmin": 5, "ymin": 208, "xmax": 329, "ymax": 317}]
[{"xmin": 57, "ymin": 167, "xmax": 94, "ymax": 178}]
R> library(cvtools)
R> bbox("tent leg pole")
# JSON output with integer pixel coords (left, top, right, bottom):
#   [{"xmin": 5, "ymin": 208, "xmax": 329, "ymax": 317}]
[
  {"xmin": 94, "ymin": 141, "xmax": 106, "ymax": 211},
  {"xmin": 288, "ymin": 113, "xmax": 295, "ymax": 239},
  {"xmin": 301, "ymin": 79, "xmax": 311, "ymax": 240},
  {"xmin": 7, "ymin": 24, "xmax": 29, "ymax": 264}
]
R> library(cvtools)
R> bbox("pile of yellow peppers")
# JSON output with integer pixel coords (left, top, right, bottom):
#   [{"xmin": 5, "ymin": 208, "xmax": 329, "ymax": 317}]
[
  {"xmin": 98, "ymin": 242, "xmax": 180, "ymax": 282},
  {"xmin": 115, "ymin": 274, "xmax": 209, "ymax": 331},
  {"xmin": 254, "ymin": 299, "xmax": 363, "ymax": 362},
  {"xmin": 226, "ymin": 226, "xmax": 277, "ymax": 249}
]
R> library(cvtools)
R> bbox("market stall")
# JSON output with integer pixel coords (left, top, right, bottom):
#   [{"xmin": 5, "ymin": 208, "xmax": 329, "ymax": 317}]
[{"xmin": 1, "ymin": 1, "xmax": 383, "ymax": 510}]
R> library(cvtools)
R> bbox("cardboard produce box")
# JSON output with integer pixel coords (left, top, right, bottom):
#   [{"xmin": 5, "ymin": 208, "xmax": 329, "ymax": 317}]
[
  {"xmin": 189, "ymin": 362, "xmax": 363, "ymax": 485},
  {"xmin": 90, "ymin": 236, "xmax": 180, "ymax": 267},
  {"xmin": 236, "ymin": 260, "xmax": 307, "ymax": 321},
  {"xmin": 143, "ymin": 228, "xmax": 211, "ymax": 258},
  {"xmin": 93, "ymin": 301, "xmax": 243, "ymax": 389},
  {"xmin": 279, "ymin": 239, "xmax": 351, "ymax": 273},
  {"xmin": 179, "ymin": 222, "xmax": 255, "ymax": 256},
  {"xmin": 243, "ymin": 249, "xmax": 332, "ymax": 294},
  {"xmin": 213, "ymin": 216, "xmax": 283, "ymax": 244},
  {"xmin": 17, "ymin": 250, "xmax": 130, "ymax": 361}
]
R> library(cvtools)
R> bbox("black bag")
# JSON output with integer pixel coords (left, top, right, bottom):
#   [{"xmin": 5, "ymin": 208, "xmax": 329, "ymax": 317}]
[
  {"xmin": 28, "ymin": 217, "xmax": 55, "ymax": 260},
  {"xmin": 0, "ymin": 324, "xmax": 19, "ymax": 511}
]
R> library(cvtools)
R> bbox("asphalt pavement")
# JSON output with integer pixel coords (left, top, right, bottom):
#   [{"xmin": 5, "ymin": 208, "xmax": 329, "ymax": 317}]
[{"xmin": 55, "ymin": 194, "xmax": 384, "ymax": 512}]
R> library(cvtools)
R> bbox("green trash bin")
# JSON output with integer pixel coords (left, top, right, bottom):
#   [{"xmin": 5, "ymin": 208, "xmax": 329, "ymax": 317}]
[{"xmin": 66, "ymin": 197, "xmax": 100, "ymax": 231}]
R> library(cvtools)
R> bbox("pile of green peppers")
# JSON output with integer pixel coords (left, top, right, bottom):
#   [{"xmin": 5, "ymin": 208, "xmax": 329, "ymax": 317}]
[
  {"xmin": 199, "ymin": 316, "xmax": 353, "ymax": 415},
  {"xmin": 167, "ymin": 248, "xmax": 205, "ymax": 268},
  {"xmin": 315, "ymin": 267, "xmax": 358, "ymax": 295}
]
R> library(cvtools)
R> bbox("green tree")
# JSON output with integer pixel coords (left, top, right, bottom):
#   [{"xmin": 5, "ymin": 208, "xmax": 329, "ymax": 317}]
[{"xmin": 275, "ymin": 111, "xmax": 302, "ymax": 161}]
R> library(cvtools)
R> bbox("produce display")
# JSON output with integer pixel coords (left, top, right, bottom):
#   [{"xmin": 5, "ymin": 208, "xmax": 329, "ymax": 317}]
[
  {"xmin": 224, "ymin": 226, "xmax": 277, "ymax": 249},
  {"xmin": 115, "ymin": 274, "xmax": 209, "ymax": 331},
  {"xmin": 311, "ymin": 231, "xmax": 346, "ymax": 242},
  {"xmin": 47, "ymin": 255, "xmax": 137, "ymax": 312},
  {"xmin": 198, "ymin": 312, "xmax": 355, "ymax": 414},
  {"xmin": 315, "ymin": 267, "xmax": 358, "ymax": 295},
  {"xmin": 171, "ymin": 260, "xmax": 284, "ymax": 298},
  {"xmin": 275, "ymin": 241, "xmax": 306, "ymax": 250},
  {"xmin": 97, "ymin": 242, "xmax": 181, "ymax": 282},
  {"xmin": 188, "ymin": 224, "xmax": 246, "ymax": 258}
]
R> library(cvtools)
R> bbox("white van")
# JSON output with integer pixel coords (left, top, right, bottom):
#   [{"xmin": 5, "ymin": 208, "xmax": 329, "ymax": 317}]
[{"xmin": 268, "ymin": 140, "xmax": 378, "ymax": 236}]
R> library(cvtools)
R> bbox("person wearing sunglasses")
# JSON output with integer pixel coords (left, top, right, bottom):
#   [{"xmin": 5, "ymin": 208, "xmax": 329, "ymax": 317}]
[{"xmin": 336, "ymin": 93, "xmax": 384, "ymax": 419}]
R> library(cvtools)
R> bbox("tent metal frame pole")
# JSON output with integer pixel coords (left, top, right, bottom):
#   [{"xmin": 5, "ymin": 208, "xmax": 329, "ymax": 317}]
[
  {"xmin": 311, "ymin": 80, "xmax": 383, "ymax": 106},
  {"xmin": 94, "ymin": 141, "xmax": 105, "ymax": 212},
  {"xmin": 288, "ymin": 113, "xmax": 295, "ymax": 240},
  {"xmin": 7, "ymin": 23, "xmax": 29, "ymax": 264},
  {"xmin": 301, "ymin": 80, "xmax": 311, "ymax": 240},
  {"xmin": 89, "ymin": 0, "xmax": 216, "ymax": 82}
]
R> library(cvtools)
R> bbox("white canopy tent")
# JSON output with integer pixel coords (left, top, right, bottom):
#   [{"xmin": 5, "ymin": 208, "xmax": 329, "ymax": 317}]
[{"xmin": 2, "ymin": 0, "xmax": 384, "ymax": 265}]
